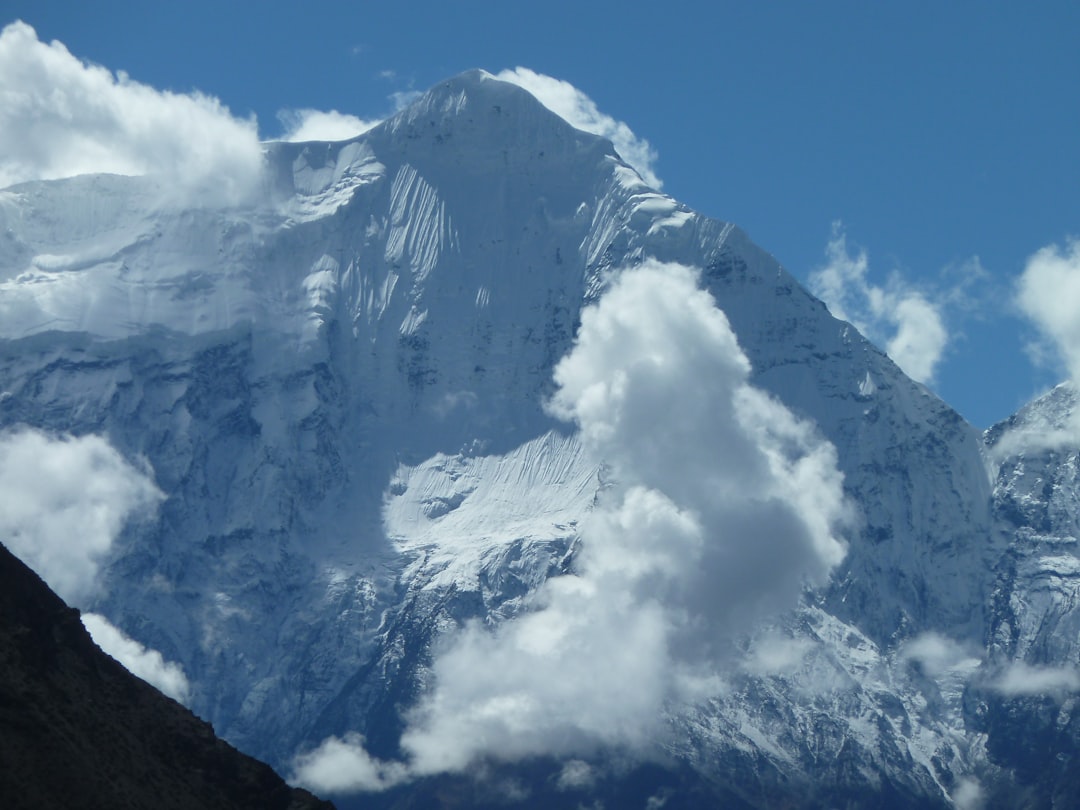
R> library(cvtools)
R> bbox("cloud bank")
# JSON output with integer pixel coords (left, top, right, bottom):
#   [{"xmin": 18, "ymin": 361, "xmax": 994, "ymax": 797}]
[
  {"xmin": 809, "ymin": 223, "xmax": 949, "ymax": 385},
  {"xmin": 0, "ymin": 428, "xmax": 162, "ymax": 605},
  {"xmin": 496, "ymin": 67, "xmax": 662, "ymax": 189},
  {"xmin": 293, "ymin": 261, "xmax": 849, "ymax": 793},
  {"xmin": 82, "ymin": 612, "xmax": 191, "ymax": 704},
  {"xmin": 0, "ymin": 21, "xmax": 263, "ymax": 204},
  {"xmin": 276, "ymin": 108, "xmax": 380, "ymax": 143}
]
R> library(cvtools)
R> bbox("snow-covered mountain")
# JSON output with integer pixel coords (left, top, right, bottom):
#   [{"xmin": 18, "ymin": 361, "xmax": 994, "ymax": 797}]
[{"xmin": 1, "ymin": 70, "xmax": 1076, "ymax": 807}]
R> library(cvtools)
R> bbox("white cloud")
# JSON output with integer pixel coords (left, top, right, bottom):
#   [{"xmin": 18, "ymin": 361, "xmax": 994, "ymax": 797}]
[
  {"xmin": 952, "ymin": 778, "xmax": 985, "ymax": 810},
  {"xmin": 401, "ymin": 262, "xmax": 848, "ymax": 773},
  {"xmin": 900, "ymin": 632, "xmax": 981, "ymax": 677},
  {"xmin": 275, "ymin": 86, "xmax": 421, "ymax": 143},
  {"xmin": 81, "ymin": 612, "xmax": 191, "ymax": 704},
  {"xmin": 989, "ymin": 661, "xmax": 1080, "ymax": 696},
  {"xmin": 1017, "ymin": 239, "xmax": 1080, "ymax": 383},
  {"xmin": 986, "ymin": 239, "xmax": 1080, "ymax": 456},
  {"xmin": 555, "ymin": 760, "xmax": 596, "ymax": 791},
  {"xmin": 809, "ymin": 222, "xmax": 949, "ymax": 385},
  {"xmin": 0, "ymin": 21, "xmax": 264, "ymax": 205},
  {"xmin": 496, "ymin": 67, "xmax": 662, "ymax": 189},
  {"xmin": 276, "ymin": 108, "xmax": 380, "ymax": 143},
  {"xmin": 0, "ymin": 428, "xmax": 162, "ymax": 605},
  {"xmin": 290, "ymin": 734, "xmax": 408, "ymax": 794},
  {"xmin": 293, "ymin": 262, "xmax": 850, "ymax": 792},
  {"xmin": 741, "ymin": 635, "xmax": 815, "ymax": 676}
]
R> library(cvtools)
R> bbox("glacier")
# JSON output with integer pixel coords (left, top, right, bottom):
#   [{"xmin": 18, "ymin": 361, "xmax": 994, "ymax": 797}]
[{"xmin": 0, "ymin": 69, "xmax": 1077, "ymax": 807}]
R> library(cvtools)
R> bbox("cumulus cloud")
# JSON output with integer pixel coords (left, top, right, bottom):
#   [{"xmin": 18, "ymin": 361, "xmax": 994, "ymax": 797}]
[
  {"xmin": 1017, "ymin": 239, "xmax": 1080, "ymax": 382},
  {"xmin": 294, "ymin": 261, "xmax": 849, "ymax": 792},
  {"xmin": 276, "ymin": 108, "xmax": 380, "ymax": 143},
  {"xmin": 82, "ymin": 612, "xmax": 191, "ymax": 704},
  {"xmin": 0, "ymin": 21, "xmax": 264, "ymax": 204},
  {"xmin": 290, "ymin": 733, "xmax": 408, "ymax": 793},
  {"xmin": 0, "ymin": 428, "xmax": 162, "ymax": 605},
  {"xmin": 809, "ymin": 222, "xmax": 949, "ymax": 384},
  {"xmin": 989, "ymin": 661, "xmax": 1080, "ymax": 696},
  {"xmin": 496, "ymin": 67, "xmax": 662, "ymax": 189}
]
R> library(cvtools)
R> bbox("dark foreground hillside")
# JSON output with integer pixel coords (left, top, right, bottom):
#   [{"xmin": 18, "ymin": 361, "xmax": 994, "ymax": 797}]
[{"xmin": 0, "ymin": 541, "xmax": 334, "ymax": 810}]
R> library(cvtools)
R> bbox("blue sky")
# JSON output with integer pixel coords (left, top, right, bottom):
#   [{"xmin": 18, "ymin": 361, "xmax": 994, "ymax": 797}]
[{"xmin": 3, "ymin": 0, "xmax": 1078, "ymax": 427}]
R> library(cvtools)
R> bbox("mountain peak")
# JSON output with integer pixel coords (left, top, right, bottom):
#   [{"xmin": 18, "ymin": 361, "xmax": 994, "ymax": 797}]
[{"xmin": 376, "ymin": 69, "xmax": 618, "ymax": 167}]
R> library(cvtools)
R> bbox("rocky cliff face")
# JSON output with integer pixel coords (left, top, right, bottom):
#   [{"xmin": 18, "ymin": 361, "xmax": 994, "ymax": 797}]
[{"xmin": 0, "ymin": 70, "xmax": 1075, "ymax": 806}]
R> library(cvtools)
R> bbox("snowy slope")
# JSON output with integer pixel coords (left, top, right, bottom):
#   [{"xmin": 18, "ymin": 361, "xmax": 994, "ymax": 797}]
[{"xmin": 0, "ymin": 69, "xmax": 1072, "ymax": 806}]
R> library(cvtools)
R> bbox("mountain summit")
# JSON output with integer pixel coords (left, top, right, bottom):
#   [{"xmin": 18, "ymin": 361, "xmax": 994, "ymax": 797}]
[{"xmin": 0, "ymin": 71, "xmax": 1076, "ymax": 807}]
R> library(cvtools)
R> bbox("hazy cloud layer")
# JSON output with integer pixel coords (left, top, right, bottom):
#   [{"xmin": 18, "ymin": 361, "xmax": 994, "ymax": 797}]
[
  {"xmin": 0, "ymin": 428, "xmax": 162, "ymax": 604},
  {"xmin": 810, "ymin": 223, "xmax": 949, "ymax": 384},
  {"xmin": 82, "ymin": 613, "xmax": 191, "ymax": 704},
  {"xmin": 293, "ymin": 261, "xmax": 849, "ymax": 793},
  {"xmin": 276, "ymin": 108, "xmax": 380, "ymax": 142},
  {"xmin": 0, "ymin": 21, "xmax": 263, "ymax": 204},
  {"xmin": 496, "ymin": 67, "xmax": 662, "ymax": 189}
]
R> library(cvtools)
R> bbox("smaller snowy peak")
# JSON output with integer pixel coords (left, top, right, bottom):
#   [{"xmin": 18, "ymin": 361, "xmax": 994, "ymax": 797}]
[{"xmin": 985, "ymin": 381, "xmax": 1079, "ymax": 462}]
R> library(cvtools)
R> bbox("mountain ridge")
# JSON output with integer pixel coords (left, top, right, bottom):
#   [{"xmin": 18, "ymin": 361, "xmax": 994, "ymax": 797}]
[
  {"xmin": 0, "ymin": 70, "xmax": 1076, "ymax": 807},
  {"xmin": 0, "ymin": 540, "xmax": 334, "ymax": 810}
]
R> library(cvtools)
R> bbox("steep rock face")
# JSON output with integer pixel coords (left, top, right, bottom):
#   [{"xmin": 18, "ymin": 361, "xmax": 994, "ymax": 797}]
[
  {"xmin": 979, "ymin": 385, "xmax": 1080, "ymax": 805},
  {"xmin": 0, "ymin": 69, "xmax": 1045, "ymax": 804},
  {"xmin": 0, "ymin": 541, "xmax": 333, "ymax": 810}
]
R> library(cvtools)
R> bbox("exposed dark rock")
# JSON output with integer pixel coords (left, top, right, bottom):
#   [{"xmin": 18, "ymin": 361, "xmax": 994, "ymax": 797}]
[{"xmin": 0, "ymin": 541, "xmax": 335, "ymax": 810}]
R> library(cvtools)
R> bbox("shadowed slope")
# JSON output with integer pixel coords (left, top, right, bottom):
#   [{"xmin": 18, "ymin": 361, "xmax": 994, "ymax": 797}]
[{"xmin": 0, "ymin": 541, "xmax": 335, "ymax": 810}]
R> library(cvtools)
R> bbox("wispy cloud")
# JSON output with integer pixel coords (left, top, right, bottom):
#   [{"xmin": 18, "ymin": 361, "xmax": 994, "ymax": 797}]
[
  {"xmin": 989, "ymin": 661, "xmax": 1080, "ymax": 697},
  {"xmin": 0, "ymin": 428, "xmax": 162, "ymax": 605},
  {"xmin": 389, "ymin": 90, "xmax": 423, "ymax": 112},
  {"xmin": 496, "ymin": 67, "xmax": 662, "ymax": 189},
  {"xmin": 293, "ymin": 261, "xmax": 849, "ymax": 793},
  {"xmin": 809, "ymin": 222, "xmax": 953, "ymax": 385},
  {"xmin": 0, "ymin": 21, "xmax": 263, "ymax": 205},
  {"xmin": 275, "ymin": 86, "xmax": 420, "ymax": 142},
  {"xmin": 899, "ymin": 631, "xmax": 982, "ymax": 677},
  {"xmin": 82, "ymin": 613, "xmax": 191, "ymax": 704},
  {"xmin": 275, "ymin": 108, "xmax": 380, "ymax": 143}
]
